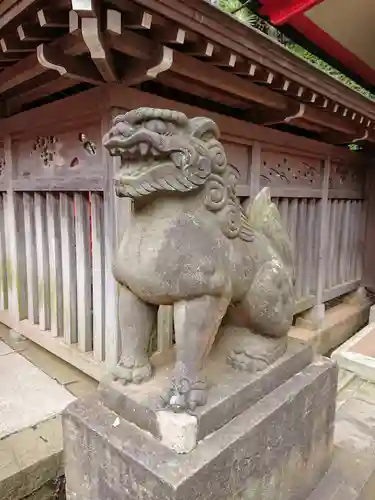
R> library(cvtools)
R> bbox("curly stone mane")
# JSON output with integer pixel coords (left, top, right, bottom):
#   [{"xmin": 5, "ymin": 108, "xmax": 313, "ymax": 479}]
[{"xmin": 103, "ymin": 108, "xmax": 254, "ymax": 242}]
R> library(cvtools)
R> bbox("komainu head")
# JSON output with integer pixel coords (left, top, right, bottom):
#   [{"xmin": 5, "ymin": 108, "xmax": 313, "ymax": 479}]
[{"xmin": 102, "ymin": 107, "xmax": 238, "ymax": 201}]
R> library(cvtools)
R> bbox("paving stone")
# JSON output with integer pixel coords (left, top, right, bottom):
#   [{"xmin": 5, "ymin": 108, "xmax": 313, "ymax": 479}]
[
  {"xmin": 0, "ymin": 351, "xmax": 75, "ymax": 439},
  {"xmin": 0, "ymin": 417, "xmax": 63, "ymax": 500},
  {"xmin": 0, "ymin": 340, "xmax": 13, "ymax": 356}
]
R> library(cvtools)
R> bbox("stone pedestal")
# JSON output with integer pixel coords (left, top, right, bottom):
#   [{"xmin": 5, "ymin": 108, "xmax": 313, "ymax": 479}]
[{"xmin": 63, "ymin": 341, "xmax": 338, "ymax": 500}]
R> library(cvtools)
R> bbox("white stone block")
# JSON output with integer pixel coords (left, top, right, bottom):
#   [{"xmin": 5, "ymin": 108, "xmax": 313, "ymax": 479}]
[{"xmin": 157, "ymin": 410, "xmax": 198, "ymax": 454}]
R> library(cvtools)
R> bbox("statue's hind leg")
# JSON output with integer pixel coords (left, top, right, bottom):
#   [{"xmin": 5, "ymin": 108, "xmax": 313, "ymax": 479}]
[
  {"xmin": 227, "ymin": 261, "xmax": 294, "ymax": 372},
  {"xmin": 112, "ymin": 285, "xmax": 157, "ymax": 384},
  {"xmin": 165, "ymin": 295, "xmax": 230, "ymax": 412}
]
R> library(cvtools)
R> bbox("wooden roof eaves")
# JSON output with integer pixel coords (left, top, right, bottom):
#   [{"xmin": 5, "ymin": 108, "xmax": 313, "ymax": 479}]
[{"xmin": 127, "ymin": 0, "xmax": 375, "ymax": 122}]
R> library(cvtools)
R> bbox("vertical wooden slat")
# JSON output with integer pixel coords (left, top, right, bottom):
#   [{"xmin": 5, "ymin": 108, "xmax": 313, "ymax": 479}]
[
  {"xmin": 23, "ymin": 193, "xmax": 38, "ymax": 324},
  {"xmin": 328, "ymin": 199, "xmax": 338, "ymax": 289},
  {"xmin": 316, "ymin": 158, "xmax": 330, "ymax": 305},
  {"xmin": 348, "ymin": 200, "xmax": 358, "ymax": 281},
  {"xmin": 46, "ymin": 193, "xmax": 63, "ymax": 337},
  {"xmin": 357, "ymin": 201, "xmax": 366, "ymax": 279},
  {"xmin": 296, "ymin": 198, "xmax": 307, "ymax": 298},
  {"xmin": 0, "ymin": 193, "xmax": 8, "ymax": 310},
  {"xmin": 74, "ymin": 192, "xmax": 93, "ymax": 352},
  {"xmin": 304, "ymin": 198, "xmax": 315, "ymax": 296},
  {"xmin": 60, "ymin": 193, "xmax": 77, "ymax": 344},
  {"xmin": 334, "ymin": 200, "xmax": 344, "ymax": 284},
  {"xmin": 279, "ymin": 197, "xmax": 289, "ymax": 231},
  {"xmin": 288, "ymin": 198, "xmax": 298, "ymax": 255},
  {"xmin": 354, "ymin": 201, "xmax": 362, "ymax": 280},
  {"xmin": 34, "ymin": 193, "xmax": 50, "ymax": 330},
  {"xmin": 340, "ymin": 200, "xmax": 351, "ymax": 283},
  {"xmin": 91, "ymin": 192, "xmax": 105, "ymax": 361}
]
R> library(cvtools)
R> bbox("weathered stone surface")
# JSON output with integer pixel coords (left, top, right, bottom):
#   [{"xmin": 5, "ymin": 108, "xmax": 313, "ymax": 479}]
[
  {"xmin": 63, "ymin": 357, "xmax": 337, "ymax": 500},
  {"xmin": 157, "ymin": 411, "xmax": 198, "ymax": 454},
  {"xmin": 99, "ymin": 339, "xmax": 313, "ymax": 441},
  {"xmin": 102, "ymin": 108, "xmax": 296, "ymax": 411},
  {"xmin": 0, "ymin": 417, "xmax": 63, "ymax": 500}
]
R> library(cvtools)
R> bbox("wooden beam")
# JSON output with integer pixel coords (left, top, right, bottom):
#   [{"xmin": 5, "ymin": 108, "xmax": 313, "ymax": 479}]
[
  {"xmin": 37, "ymin": 8, "xmax": 69, "ymax": 28},
  {"xmin": 122, "ymin": 10, "xmax": 153, "ymax": 30},
  {"xmin": 17, "ymin": 24, "xmax": 57, "ymax": 42},
  {"xmin": 1, "ymin": 36, "xmax": 35, "ymax": 53},
  {"xmin": 158, "ymin": 73, "xmax": 250, "ymax": 108},
  {"xmin": 0, "ymin": 53, "xmax": 19, "ymax": 62},
  {"xmin": 37, "ymin": 44, "xmax": 104, "ymax": 85},
  {"xmin": 6, "ymin": 77, "xmax": 78, "ymax": 114},
  {"xmin": 246, "ymin": 102, "xmax": 302, "ymax": 126},
  {"xmin": 106, "ymin": 24, "xmax": 287, "ymax": 110},
  {"xmin": 0, "ymin": 33, "xmax": 87, "ymax": 94}
]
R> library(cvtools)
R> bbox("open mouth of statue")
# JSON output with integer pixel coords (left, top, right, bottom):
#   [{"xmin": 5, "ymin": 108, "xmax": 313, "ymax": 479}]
[{"xmin": 105, "ymin": 136, "xmax": 174, "ymax": 185}]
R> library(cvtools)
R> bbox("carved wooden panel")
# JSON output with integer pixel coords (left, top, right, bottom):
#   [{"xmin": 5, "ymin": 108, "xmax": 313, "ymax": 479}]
[
  {"xmin": 329, "ymin": 160, "xmax": 365, "ymax": 194},
  {"xmin": 13, "ymin": 123, "xmax": 102, "ymax": 180},
  {"xmin": 222, "ymin": 142, "xmax": 250, "ymax": 184},
  {"xmin": 259, "ymin": 150, "xmax": 324, "ymax": 189}
]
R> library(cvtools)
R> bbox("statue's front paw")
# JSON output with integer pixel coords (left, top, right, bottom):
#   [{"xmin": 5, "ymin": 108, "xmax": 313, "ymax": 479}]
[
  {"xmin": 112, "ymin": 360, "xmax": 152, "ymax": 385},
  {"xmin": 162, "ymin": 379, "xmax": 207, "ymax": 412}
]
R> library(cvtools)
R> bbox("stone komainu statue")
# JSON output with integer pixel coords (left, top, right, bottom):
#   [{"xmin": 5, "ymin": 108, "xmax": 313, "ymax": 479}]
[{"xmin": 103, "ymin": 108, "xmax": 295, "ymax": 411}]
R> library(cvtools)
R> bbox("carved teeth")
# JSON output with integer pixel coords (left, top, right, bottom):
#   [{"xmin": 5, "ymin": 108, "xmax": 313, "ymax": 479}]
[{"xmin": 139, "ymin": 142, "xmax": 150, "ymax": 156}]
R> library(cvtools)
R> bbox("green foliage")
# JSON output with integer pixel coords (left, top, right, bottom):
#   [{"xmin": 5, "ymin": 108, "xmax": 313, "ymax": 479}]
[{"xmin": 219, "ymin": 0, "xmax": 375, "ymax": 101}]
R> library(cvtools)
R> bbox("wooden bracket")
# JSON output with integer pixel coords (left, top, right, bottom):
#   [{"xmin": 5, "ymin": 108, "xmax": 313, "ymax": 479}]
[
  {"xmin": 121, "ymin": 45, "xmax": 173, "ymax": 86},
  {"xmin": 81, "ymin": 16, "xmax": 117, "ymax": 82},
  {"xmin": 37, "ymin": 44, "xmax": 104, "ymax": 85},
  {"xmin": 73, "ymin": 0, "xmax": 118, "ymax": 82}
]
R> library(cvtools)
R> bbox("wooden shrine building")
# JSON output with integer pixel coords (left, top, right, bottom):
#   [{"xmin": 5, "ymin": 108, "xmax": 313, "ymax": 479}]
[{"xmin": 0, "ymin": 0, "xmax": 373, "ymax": 376}]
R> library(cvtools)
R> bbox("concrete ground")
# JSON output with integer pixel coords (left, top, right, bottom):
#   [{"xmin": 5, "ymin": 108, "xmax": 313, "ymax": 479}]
[
  {"xmin": 0, "ymin": 325, "xmax": 97, "ymax": 500},
  {"xmin": 1, "ymin": 320, "xmax": 375, "ymax": 499}
]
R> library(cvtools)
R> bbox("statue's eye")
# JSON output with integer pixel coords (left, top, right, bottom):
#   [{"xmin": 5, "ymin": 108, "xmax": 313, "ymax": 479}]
[{"xmin": 145, "ymin": 120, "xmax": 167, "ymax": 134}]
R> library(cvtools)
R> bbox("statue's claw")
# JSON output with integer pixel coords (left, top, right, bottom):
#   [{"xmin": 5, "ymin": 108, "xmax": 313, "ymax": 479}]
[
  {"xmin": 112, "ymin": 361, "xmax": 152, "ymax": 385},
  {"xmin": 162, "ymin": 379, "xmax": 207, "ymax": 413}
]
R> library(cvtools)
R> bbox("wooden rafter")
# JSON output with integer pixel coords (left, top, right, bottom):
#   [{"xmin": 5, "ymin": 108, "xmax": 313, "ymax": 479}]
[
  {"xmin": 1, "ymin": 36, "xmax": 35, "ymax": 53},
  {"xmin": 105, "ymin": 14, "xmax": 287, "ymax": 110},
  {"xmin": 37, "ymin": 9, "xmax": 69, "ymax": 28},
  {"xmin": 17, "ymin": 24, "xmax": 58, "ymax": 42}
]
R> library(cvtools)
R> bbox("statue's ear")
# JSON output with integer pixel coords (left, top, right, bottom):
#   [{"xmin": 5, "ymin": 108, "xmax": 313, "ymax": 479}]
[{"xmin": 189, "ymin": 117, "xmax": 220, "ymax": 140}]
